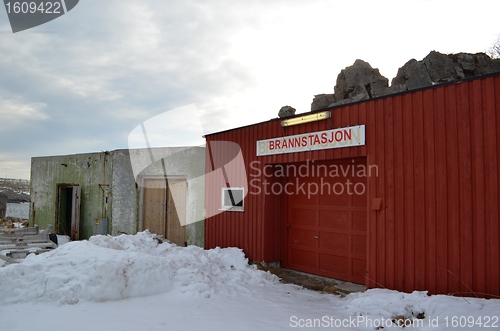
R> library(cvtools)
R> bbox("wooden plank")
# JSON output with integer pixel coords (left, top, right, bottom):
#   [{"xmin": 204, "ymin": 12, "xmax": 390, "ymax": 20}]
[
  {"xmin": 167, "ymin": 179, "xmax": 186, "ymax": 246},
  {"xmin": 274, "ymin": 175, "xmax": 286, "ymax": 261},
  {"xmin": 470, "ymin": 79, "xmax": 486, "ymax": 296},
  {"xmin": 434, "ymin": 87, "xmax": 448, "ymax": 294},
  {"xmin": 249, "ymin": 127, "xmax": 260, "ymax": 261},
  {"xmin": 402, "ymin": 93, "xmax": 415, "ymax": 292},
  {"xmin": 483, "ymin": 77, "xmax": 500, "ymax": 296},
  {"xmin": 366, "ymin": 100, "xmax": 378, "ymax": 289},
  {"xmin": 495, "ymin": 76, "xmax": 500, "ymax": 298},
  {"xmin": 229, "ymin": 131, "xmax": 237, "ymax": 250},
  {"xmin": 245, "ymin": 126, "xmax": 254, "ymax": 255},
  {"xmin": 412, "ymin": 91, "xmax": 426, "ymax": 290},
  {"xmin": 423, "ymin": 89, "xmax": 437, "ymax": 294},
  {"xmin": 383, "ymin": 97, "xmax": 395, "ymax": 289},
  {"xmin": 393, "ymin": 95, "xmax": 406, "ymax": 291},
  {"xmin": 445, "ymin": 85, "xmax": 460, "ymax": 294},
  {"xmin": 374, "ymin": 99, "xmax": 386, "ymax": 287},
  {"xmin": 142, "ymin": 178, "xmax": 166, "ymax": 237},
  {"xmin": 457, "ymin": 82, "xmax": 473, "ymax": 295}
]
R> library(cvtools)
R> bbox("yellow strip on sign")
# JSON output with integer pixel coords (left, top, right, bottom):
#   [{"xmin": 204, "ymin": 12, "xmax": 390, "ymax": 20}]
[{"xmin": 281, "ymin": 111, "xmax": 331, "ymax": 127}]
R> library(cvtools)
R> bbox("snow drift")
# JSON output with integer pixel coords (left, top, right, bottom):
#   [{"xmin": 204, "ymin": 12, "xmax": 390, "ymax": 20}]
[
  {"xmin": 0, "ymin": 231, "xmax": 277, "ymax": 305},
  {"xmin": 1, "ymin": 231, "xmax": 499, "ymax": 331}
]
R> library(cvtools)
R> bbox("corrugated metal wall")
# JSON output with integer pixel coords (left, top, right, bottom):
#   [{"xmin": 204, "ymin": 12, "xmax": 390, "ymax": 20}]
[
  {"xmin": 365, "ymin": 75, "xmax": 500, "ymax": 297},
  {"xmin": 205, "ymin": 73, "xmax": 500, "ymax": 298}
]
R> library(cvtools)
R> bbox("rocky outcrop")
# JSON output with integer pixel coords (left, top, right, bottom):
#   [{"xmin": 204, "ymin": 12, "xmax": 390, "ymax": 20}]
[
  {"xmin": 333, "ymin": 59, "xmax": 390, "ymax": 104},
  {"xmin": 392, "ymin": 51, "xmax": 500, "ymax": 92},
  {"xmin": 311, "ymin": 51, "xmax": 500, "ymax": 111},
  {"xmin": 390, "ymin": 59, "xmax": 432, "ymax": 92},
  {"xmin": 470, "ymin": 52, "xmax": 500, "ymax": 75},
  {"xmin": 311, "ymin": 94, "xmax": 335, "ymax": 111},
  {"xmin": 311, "ymin": 59, "xmax": 390, "ymax": 110},
  {"xmin": 278, "ymin": 105, "xmax": 296, "ymax": 118}
]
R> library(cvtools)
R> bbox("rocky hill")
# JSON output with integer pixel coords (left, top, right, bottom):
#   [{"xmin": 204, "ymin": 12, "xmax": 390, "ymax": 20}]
[{"xmin": 311, "ymin": 51, "xmax": 500, "ymax": 111}]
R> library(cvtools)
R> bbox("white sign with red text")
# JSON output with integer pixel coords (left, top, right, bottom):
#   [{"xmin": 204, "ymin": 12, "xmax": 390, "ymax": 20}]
[{"xmin": 256, "ymin": 125, "xmax": 365, "ymax": 156}]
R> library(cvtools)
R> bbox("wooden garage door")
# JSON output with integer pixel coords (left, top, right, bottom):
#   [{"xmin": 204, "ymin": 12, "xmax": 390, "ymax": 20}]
[{"xmin": 285, "ymin": 158, "xmax": 367, "ymax": 284}]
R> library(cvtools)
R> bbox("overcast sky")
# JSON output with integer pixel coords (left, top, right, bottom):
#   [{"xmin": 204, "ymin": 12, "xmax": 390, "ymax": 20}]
[{"xmin": 1, "ymin": 0, "xmax": 499, "ymax": 179}]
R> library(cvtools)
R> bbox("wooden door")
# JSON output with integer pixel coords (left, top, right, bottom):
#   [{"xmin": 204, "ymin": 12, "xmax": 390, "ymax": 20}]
[
  {"xmin": 142, "ymin": 178, "xmax": 186, "ymax": 246},
  {"xmin": 167, "ymin": 179, "xmax": 186, "ymax": 246},
  {"xmin": 142, "ymin": 178, "xmax": 167, "ymax": 237}
]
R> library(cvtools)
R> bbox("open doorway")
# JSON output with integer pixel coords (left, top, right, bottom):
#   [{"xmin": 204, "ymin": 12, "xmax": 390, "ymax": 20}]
[{"xmin": 56, "ymin": 184, "xmax": 81, "ymax": 240}]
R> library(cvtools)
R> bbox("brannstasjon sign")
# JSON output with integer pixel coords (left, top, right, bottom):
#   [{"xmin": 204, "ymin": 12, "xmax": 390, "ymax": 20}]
[{"xmin": 256, "ymin": 125, "xmax": 365, "ymax": 156}]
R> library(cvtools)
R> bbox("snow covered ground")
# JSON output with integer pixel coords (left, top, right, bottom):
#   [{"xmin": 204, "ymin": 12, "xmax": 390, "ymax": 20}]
[{"xmin": 0, "ymin": 231, "xmax": 498, "ymax": 330}]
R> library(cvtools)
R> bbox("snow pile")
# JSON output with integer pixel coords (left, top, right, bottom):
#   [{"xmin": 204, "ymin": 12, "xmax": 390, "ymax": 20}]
[
  {"xmin": 342, "ymin": 289, "xmax": 500, "ymax": 329},
  {"xmin": 0, "ymin": 231, "xmax": 277, "ymax": 305},
  {"xmin": 0, "ymin": 231, "xmax": 499, "ymax": 330}
]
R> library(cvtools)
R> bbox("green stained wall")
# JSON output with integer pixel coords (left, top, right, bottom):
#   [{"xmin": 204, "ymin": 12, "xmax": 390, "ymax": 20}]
[
  {"xmin": 30, "ymin": 152, "xmax": 112, "ymax": 239},
  {"xmin": 30, "ymin": 147, "xmax": 205, "ymax": 247}
]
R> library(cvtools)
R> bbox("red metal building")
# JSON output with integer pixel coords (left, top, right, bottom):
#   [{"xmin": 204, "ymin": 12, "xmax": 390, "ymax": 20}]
[{"xmin": 204, "ymin": 73, "xmax": 500, "ymax": 298}]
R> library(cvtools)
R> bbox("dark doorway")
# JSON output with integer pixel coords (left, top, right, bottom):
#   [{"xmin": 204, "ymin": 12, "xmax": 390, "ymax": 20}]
[{"xmin": 56, "ymin": 184, "xmax": 81, "ymax": 240}]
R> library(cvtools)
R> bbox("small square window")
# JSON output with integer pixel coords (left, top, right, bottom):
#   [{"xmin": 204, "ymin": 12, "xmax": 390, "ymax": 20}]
[{"xmin": 221, "ymin": 187, "xmax": 244, "ymax": 211}]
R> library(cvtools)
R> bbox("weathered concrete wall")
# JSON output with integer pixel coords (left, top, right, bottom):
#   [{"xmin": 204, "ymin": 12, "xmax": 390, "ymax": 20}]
[
  {"xmin": 5, "ymin": 202, "xmax": 29, "ymax": 219},
  {"xmin": 30, "ymin": 152, "xmax": 112, "ymax": 239},
  {"xmin": 129, "ymin": 146, "xmax": 206, "ymax": 247},
  {"xmin": 30, "ymin": 147, "xmax": 205, "ymax": 246},
  {"xmin": 110, "ymin": 150, "xmax": 139, "ymax": 235}
]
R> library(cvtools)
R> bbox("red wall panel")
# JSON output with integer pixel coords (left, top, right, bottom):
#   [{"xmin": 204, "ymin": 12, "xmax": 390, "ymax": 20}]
[{"xmin": 205, "ymin": 73, "xmax": 500, "ymax": 298}]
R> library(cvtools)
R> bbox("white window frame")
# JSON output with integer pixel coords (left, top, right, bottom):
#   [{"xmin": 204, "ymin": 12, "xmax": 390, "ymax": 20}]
[{"xmin": 220, "ymin": 187, "xmax": 244, "ymax": 212}]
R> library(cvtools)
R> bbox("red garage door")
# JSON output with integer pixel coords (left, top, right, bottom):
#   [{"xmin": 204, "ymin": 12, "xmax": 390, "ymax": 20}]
[{"xmin": 285, "ymin": 158, "xmax": 367, "ymax": 284}]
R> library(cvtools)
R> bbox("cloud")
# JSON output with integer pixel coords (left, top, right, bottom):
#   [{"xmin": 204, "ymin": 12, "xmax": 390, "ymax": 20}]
[
  {"xmin": 0, "ymin": 97, "xmax": 49, "ymax": 121},
  {"xmin": 1, "ymin": 0, "xmax": 500, "ymax": 179}
]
